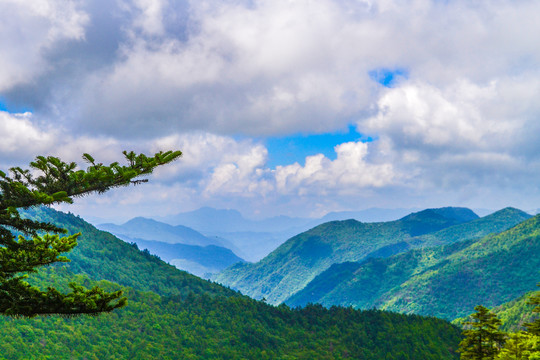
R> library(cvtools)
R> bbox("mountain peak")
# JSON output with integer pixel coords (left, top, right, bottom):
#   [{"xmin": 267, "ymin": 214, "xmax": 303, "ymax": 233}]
[
  {"xmin": 400, "ymin": 207, "xmax": 478, "ymax": 223},
  {"xmin": 124, "ymin": 216, "xmax": 162, "ymax": 226}
]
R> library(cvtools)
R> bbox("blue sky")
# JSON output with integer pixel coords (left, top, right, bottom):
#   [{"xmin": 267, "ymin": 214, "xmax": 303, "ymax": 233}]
[
  {"xmin": 263, "ymin": 68, "xmax": 404, "ymax": 169},
  {"xmin": 0, "ymin": 100, "xmax": 31, "ymax": 114},
  {"xmin": 0, "ymin": 99, "xmax": 10, "ymax": 113},
  {"xmin": 369, "ymin": 68, "xmax": 409, "ymax": 88},
  {"xmin": 2, "ymin": 0, "xmax": 540, "ymax": 221},
  {"xmin": 264, "ymin": 125, "xmax": 374, "ymax": 168}
]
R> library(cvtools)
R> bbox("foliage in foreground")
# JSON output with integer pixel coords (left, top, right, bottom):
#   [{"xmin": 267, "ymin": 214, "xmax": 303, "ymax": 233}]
[
  {"xmin": 0, "ymin": 151, "xmax": 181, "ymax": 316},
  {"xmin": 459, "ymin": 289, "xmax": 540, "ymax": 360}
]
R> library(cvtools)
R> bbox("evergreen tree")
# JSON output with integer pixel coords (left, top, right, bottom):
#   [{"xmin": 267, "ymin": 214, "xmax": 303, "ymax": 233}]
[
  {"xmin": 0, "ymin": 150, "xmax": 181, "ymax": 317},
  {"xmin": 525, "ymin": 285, "xmax": 540, "ymax": 336},
  {"xmin": 495, "ymin": 332, "xmax": 536, "ymax": 360},
  {"xmin": 459, "ymin": 305, "xmax": 506, "ymax": 360}
]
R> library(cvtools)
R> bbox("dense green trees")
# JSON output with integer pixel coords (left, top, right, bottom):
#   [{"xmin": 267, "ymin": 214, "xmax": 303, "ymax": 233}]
[
  {"xmin": 3, "ymin": 226, "xmax": 535, "ymax": 359},
  {"xmin": 459, "ymin": 290, "xmax": 540, "ymax": 360},
  {"xmin": 0, "ymin": 207, "xmax": 464, "ymax": 359},
  {"xmin": 0, "ymin": 151, "xmax": 181, "ymax": 317},
  {"xmin": 458, "ymin": 305, "xmax": 506, "ymax": 359},
  {"xmin": 525, "ymin": 290, "xmax": 540, "ymax": 336}
]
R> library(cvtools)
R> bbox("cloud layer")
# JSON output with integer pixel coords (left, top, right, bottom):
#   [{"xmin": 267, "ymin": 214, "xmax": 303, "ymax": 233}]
[{"xmin": 2, "ymin": 0, "xmax": 540, "ymax": 219}]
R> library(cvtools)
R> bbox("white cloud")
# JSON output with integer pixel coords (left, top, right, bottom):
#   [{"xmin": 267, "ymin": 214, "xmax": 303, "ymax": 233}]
[
  {"xmin": 275, "ymin": 141, "xmax": 395, "ymax": 195},
  {"xmin": 130, "ymin": 0, "xmax": 167, "ymax": 36},
  {"xmin": 363, "ymin": 77, "xmax": 540, "ymax": 158},
  {"xmin": 0, "ymin": 111, "xmax": 123, "ymax": 168},
  {"xmin": 0, "ymin": 112, "xmax": 57, "ymax": 162},
  {"xmin": 5, "ymin": 0, "xmax": 540, "ymax": 140},
  {"xmin": 0, "ymin": 0, "xmax": 88, "ymax": 91},
  {"xmin": 3, "ymin": 0, "xmax": 540, "ymax": 219}
]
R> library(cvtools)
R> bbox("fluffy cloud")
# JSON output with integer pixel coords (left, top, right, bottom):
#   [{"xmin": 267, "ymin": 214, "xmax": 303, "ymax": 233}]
[
  {"xmin": 149, "ymin": 133, "xmax": 397, "ymax": 198},
  {"xmin": 0, "ymin": 112, "xmax": 57, "ymax": 162},
  {"xmin": 0, "ymin": 0, "xmax": 88, "ymax": 92},
  {"xmin": 361, "ymin": 77, "xmax": 540, "ymax": 196},
  {"xmin": 0, "ymin": 111, "xmax": 123, "ymax": 167},
  {"xmin": 274, "ymin": 141, "xmax": 395, "ymax": 196},
  {"xmin": 3, "ymin": 0, "xmax": 540, "ymax": 218},
  {"xmin": 4, "ymin": 0, "xmax": 540, "ymax": 139},
  {"xmin": 364, "ymin": 80, "xmax": 515, "ymax": 151}
]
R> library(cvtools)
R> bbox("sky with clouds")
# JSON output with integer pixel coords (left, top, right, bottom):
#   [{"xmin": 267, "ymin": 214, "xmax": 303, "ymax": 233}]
[{"xmin": 1, "ymin": 0, "xmax": 540, "ymax": 222}]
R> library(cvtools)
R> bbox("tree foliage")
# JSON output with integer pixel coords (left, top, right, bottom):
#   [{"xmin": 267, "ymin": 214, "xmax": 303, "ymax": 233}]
[
  {"xmin": 459, "ymin": 305, "xmax": 506, "ymax": 360},
  {"xmin": 459, "ymin": 290, "xmax": 540, "ymax": 360},
  {"xmin": 525, "ymin": 285, "xmax": 540, "ymax": 336},
  {"xmin": 0, "ymin": 150, "xmax": 181, "ymax": 317}
]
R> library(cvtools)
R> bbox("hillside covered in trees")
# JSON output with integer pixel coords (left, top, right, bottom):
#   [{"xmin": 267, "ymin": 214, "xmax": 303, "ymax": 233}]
[
  {"xmin": 214, "ymin": 207, "xmax": 531, "ymax": 305},
  {"xmin": 0, "ymin": 208, "xmax": 463, "ymax": 359},
  {"xmin": 286, "ymin": 210, "xmax": 540, "ymax": 320}
]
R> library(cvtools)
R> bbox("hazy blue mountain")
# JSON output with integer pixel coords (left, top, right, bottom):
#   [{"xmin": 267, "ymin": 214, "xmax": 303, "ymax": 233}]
[
  {"xmin": 159, "ymin": 207, "xmax": 312, "ymax": 233},
  {"xmin": 161, "ymin": 206, "xmax": 429, "ymax": 234},
  {"xmin": 286, "ymin": 208, "xmax": 537, "ymax": 320},
  {"xmin": 209, "ymin": 231, "xmax": 294, "ymax": 262},
  {"xmin": 213, "ymin": 207, "xmax": 480, "ymax": 304},
  {"xmin": 157, "ymin": 206, "xmax": 467, "ymax": 261},
  {"xmin": 97, "ymin": 217, "xmax": 223, "ymax": 247},
  {"xmin": 124, "ymin": 236, "xmax": 244, "ymax": 278}
]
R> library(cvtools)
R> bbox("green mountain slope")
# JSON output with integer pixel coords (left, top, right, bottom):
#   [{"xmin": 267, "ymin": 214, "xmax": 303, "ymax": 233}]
[
  {"xmin": 214, "ymin": 207, "xmax": 480, "ymax": 304},
  {"xmin": 0, "ymin": 277, "xmax": 462, "ymax": 359},
  {"xmin": 0, "ymin": 208, "xmax": 463, "ymax": 359},
  {"xmin": 287, "ymin": 212, "xmax": 540, "ymax": 320},
  {"xmin": 453, "ymin": 289, "xmax": 539, "ymax": 332},
  {"xmin": 20, "ymin": 207, "xmax": 233, "ymax": 298},
  {"xmin": 410, "ymin": 207, "xmax": 531, "ymax": 248}
]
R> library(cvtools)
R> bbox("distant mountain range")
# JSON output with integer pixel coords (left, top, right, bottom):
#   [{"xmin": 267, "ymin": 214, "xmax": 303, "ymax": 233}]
[
  {"xmin": 213, "ymin": 207, "xmax": 533, "ymax": 306},
  {"xmin": 97, "ymin": 217, "xmax": 244, "ymax": 277},
  {"xmin": 153, "ymin": 206, "xmax": 434, "ymax": 261},
  {"xmin": 124, "ymin": 237, "xmax": 244, "ymax": 278},
  {"xmin": 98, "ymin": 217, "xmax": 224, "ymax": 246},
  {"xmin": 97, "ymin": 206, "xmax": 432, "ymax": 263}
]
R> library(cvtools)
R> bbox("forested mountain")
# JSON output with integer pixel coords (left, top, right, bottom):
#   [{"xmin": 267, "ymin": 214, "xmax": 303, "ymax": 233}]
[
  {"xmin": 453, "ymin": 289, "xmax": 539, "ymax": 332},
  {"xmin": 20, "ymin": 207, "xmax": 233, "ymax": 298},
  {"xmin": 317, "ymin": 207, "xmax": 421, "ymax": 223},
  {"xmin": 287, "ymin": 212, "xmax": 540, "ymax": 320},
  {"xmin": 1, "ymin": 208, "xmax": 463, "ymax": 359},
  {"xmin": 155, "ymin": 206, "xmax": 427, "ymax": 261},
  {"xmin": 0, "ymin": 276, "xmax": 462, "ymax": 359},
  {"xmin": 409, "ymin": 207, "xmax": 531, "ymax": 248},
  {"xmin": 213, "ymin": 207, "xmax": 523, "ymax": 305}
]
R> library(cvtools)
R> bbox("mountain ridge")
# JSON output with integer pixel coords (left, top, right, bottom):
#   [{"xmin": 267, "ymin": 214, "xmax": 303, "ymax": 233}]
[
  {"xmin": 213, "ymin": 206, "xmax": 486, "ymax": 304},
  {"xmin": 286, "ymin": 210, "xmax": 539, "ymax": 320}
]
